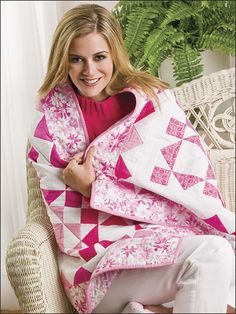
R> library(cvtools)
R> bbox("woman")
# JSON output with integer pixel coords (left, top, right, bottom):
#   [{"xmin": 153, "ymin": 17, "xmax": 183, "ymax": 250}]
[{"xmin": 28, "ymin": 4, "xmax": 235, "ymax": 313}]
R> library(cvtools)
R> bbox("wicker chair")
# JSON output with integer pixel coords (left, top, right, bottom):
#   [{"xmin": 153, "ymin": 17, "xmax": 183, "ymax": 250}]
[{"xmin": 6, "ymin": 68, "xmax": 235, "ymax": 313}]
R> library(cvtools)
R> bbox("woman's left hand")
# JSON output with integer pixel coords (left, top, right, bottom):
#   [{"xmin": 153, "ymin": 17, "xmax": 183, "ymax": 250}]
[{"xmin": 62, "ymin": 146, "xmax": 96, "ymax": 198}]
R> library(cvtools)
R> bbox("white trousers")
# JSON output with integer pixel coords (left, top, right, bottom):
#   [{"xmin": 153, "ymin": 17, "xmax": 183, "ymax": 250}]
[{"xmin": 93, "ymin": 235, "xmax": 235, "ymax": 313}]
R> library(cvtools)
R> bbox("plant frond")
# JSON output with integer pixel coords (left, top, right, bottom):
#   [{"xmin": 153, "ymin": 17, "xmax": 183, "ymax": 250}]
[
  {"xmin": 137, "ymin": 26, "xmax": 177, "ymax": 68},
  {"xmin": 147, "ymin": 48, "xmax": 172, "ymax": 76},
  {"xmin": 124, "ymin": 8, "xmax": 160, "ymax": 58},
  {"xmin": 112, "ymin": 0, "xmax": 167, "ymax": 30},
  {"xmin": 199, "ymin": 30, "xmax": 235, "ymax": 55},
  {"xmin": 200, "ymin": 0, "xmax": 235, "ymax": 10},
  {"xmin": 160, "ymin": 1, "xmax": 199, "ymax": 27},
  {"xmin": 172, "ymin": 45, "xmax": 203, "ymax": 86},
  {"xmin": 114, "ymin": 0, "xmax": 235, "ymax": 87}
]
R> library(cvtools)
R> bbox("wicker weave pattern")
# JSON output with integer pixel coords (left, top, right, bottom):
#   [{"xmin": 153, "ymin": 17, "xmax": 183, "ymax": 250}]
[
  {"xmin": 6, "ymin": 156, "xmax": 73, "ymax": 313},
  {"xmin": 5, "ymin": 68, "xmax": 235, "ymax": 313},
  {"xmin": 209, "ymin": 149, "xmax": 235, "ymax": 213},
  {"xmin": 173, "ymin": 67, "xmax": 235, "ymax": 149}
]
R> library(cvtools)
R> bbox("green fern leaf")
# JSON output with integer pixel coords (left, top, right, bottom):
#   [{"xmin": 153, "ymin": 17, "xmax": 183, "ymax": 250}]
[
  {"xmin": 199, "ymin": 30, "xmax": 235, "ymax": 55},
  {"xmin": 112, "ymin": 0, "xmax": 166, "ymax": 30},
  {"xmin": 160, "ymin": 1, "xmax": 199, "ymax": 27},
  {"xmin": 172, "ymin": 45, "xmax": 203, "ymax": 86},
  {"xmin": 124, "ymin": 8, "xmax": 160, "ymax": 58},
  {"xmin": 147, "ymin": 31, "xmax": 185, "ymax": 75},
  {"xmin": 137, "ymin": 26, "xmax": 177, "ymax": 68},
  {"xmin": 147, "ymin": 48, "xmax": 172, "ymax": 76}
]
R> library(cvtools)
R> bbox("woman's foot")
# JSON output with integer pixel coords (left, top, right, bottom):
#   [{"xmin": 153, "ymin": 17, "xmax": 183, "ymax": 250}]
[{"xmin": 227, "ymin": 305, "xmax": 235, "ymax": 314}]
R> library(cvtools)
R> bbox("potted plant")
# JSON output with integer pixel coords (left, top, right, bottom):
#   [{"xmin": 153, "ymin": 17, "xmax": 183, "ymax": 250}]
[{"xmin": 112, "ymin": 0, "xmax": 235, "ymax": 86}]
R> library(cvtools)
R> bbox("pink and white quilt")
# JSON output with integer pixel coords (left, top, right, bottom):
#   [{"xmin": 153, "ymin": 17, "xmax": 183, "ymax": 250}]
[{"xmin": 28, "ymin": 81, "xmax": 235, "ymax": 313}]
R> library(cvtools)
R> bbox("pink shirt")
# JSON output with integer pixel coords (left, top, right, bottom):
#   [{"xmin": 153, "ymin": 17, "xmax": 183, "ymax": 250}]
[{"xmin": 77, "ymin": 92, "xmax": 135, "ymax": 142}]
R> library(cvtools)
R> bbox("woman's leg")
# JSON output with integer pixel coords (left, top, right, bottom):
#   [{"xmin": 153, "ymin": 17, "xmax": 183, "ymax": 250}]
[
  {"xmin": 172, "ymin": 236, "xmax": 234, "ymax": 313},
  {"xmin": 93, "ymin": 235, "xmax": 234, "ymax": 313}
]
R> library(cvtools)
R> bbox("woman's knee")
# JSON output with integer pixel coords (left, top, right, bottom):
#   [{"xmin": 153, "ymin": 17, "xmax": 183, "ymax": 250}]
[{"xmin": 200, "ymin": 235, "xmax": 234, "ymax": 267}]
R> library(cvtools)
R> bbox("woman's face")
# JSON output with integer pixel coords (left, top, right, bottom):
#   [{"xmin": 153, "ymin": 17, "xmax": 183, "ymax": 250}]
[{"xmin": 68, "ymin": 32, "xmax": 114, "ymax": 101}]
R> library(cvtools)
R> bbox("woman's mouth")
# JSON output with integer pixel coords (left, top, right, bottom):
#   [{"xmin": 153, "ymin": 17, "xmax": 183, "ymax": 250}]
[{"xmin": 80, "ymin": 77, "xmax": 101, "ymax": 87}]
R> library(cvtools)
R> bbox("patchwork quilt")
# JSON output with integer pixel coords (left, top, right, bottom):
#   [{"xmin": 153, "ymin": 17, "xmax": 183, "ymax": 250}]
[{"xmin": 28, "ymin": 82, "xmax": 235, "ymax": 313}]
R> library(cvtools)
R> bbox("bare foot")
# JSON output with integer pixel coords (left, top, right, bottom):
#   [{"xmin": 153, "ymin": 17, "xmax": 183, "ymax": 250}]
[
  {"xmin": 227, "ymin": 305, "xmax": 235, "ymax": 314},
  {"xmin": 143, "ymin": 304, "xmax": 173, "ymax": 313}
]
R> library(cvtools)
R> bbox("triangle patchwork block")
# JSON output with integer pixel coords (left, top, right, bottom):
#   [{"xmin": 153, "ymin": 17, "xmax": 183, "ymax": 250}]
[
  {"xmin": 41, "ymin": 189, "xmax": 65, "ymax": 205},
  {"xmin": 161, "ymin": 141, "xmax": 182, "ymax": 170},
  {"xmin": 74, "ymin": 267, "xmax": 92, "ymax": 285},
  {"xmin": 206, "ymin": 163, "xmax": 215, "ymax": 180},
  {"xmin": 115, "ymin": 155, "xmax": 132, "ymax": 179},
  {"xmin": 50, "ymin": 206, "xmax": 64, "ymax": 222},
  {"xmin": 64, "ymin": 223, "xmax": 81, "ymax": 239},
  {"xmin": 28, "ymin": 146, "xmax": 39, "ymax": 162},
  {"xmin": 82, "ymin": 226, "xmax": 99, "ymax": 246},
  {"xmin": 50, "ymin": 144, "xmax": 68, "ymax": 168},
  {"xmin": 63, "ymin": 224, "xmax": 81, "ymax": 250},
  {"xmin": 121, "ymin": 127, "xmax": 143, "ymax": 153},
  {"xmin": 79, "ymin": 246, "xmax": 97, "ymax": 262},
  {"xmin": 203, "ymin": 182, "xmax": 218, "ymax": 198},
  {"xmin": 134, "ymin": 100, "xmax": 155, "ymax": 123},
  {"xmin": 34, "ymin": 116, "xmax": 52, "ymax": 141},
  {"xmin": 99, "ymin": 240, "xmax": 114, "ymax": 248},
  {"xmin": 173, "ymin": 172, "xmax": 203, "ymax": 190},
  {"xmin": 204, "ymin": 215, "xmax": 228, "ymax": 233},
  {"xmin": 101, "ymin": 215, "xmax": 129, "ymax": 226}
]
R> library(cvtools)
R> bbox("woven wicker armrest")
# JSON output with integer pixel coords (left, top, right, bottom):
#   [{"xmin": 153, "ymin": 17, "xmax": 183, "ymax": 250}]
[
  {"xmin": 6, "ymin": 217, "xmax": 73, "ymax": 313},
  {"xmin": 6, "ymin": 153, "xmax": 74, "ymax": 313}
]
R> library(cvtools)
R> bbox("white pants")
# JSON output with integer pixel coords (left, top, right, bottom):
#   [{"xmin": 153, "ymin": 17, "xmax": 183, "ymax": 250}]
[{"xmin": 93, "ymin": 235, "xmax": 235, "ymax": 313}]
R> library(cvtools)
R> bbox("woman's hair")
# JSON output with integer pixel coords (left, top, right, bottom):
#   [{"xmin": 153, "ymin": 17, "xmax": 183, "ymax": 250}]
[{"xmin": 38, "ymin": 4, "xmax": 169, "ymax": 101}]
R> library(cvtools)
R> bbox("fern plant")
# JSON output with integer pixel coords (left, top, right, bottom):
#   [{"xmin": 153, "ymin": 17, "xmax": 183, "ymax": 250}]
[{"xmin": 112, "ymin": 0, "xmax": 235, "ymax": 86}]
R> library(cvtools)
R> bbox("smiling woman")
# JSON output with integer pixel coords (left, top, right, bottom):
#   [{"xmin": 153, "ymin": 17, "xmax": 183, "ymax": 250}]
[{"xmin": 24, "ymin": 3, "xmax": 235, "ymax": 314}]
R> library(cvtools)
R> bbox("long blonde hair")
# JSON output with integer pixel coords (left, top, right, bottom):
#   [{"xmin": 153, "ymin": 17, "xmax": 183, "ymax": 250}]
[{"xmin": 38, "ymin": 4, "xmax": 169, "ymax": 101}]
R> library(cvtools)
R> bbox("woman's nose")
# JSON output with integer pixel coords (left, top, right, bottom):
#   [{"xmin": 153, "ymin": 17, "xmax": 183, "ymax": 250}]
[{"xmin": 83, "ymin": 61, "xmax": 96, "ymax": 76}]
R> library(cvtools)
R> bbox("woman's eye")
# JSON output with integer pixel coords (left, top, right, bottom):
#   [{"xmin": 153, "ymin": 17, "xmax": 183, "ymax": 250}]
[
  {"xmin": 69, "ymin": 57, "xmax": 83, "ymax": 63},
  {"xmin": 94, "ymin": 55, "xmax": 106, "ymax": 61}
]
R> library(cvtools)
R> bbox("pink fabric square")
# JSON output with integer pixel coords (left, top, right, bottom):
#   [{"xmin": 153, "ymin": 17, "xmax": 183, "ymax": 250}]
[
  {"xmin": 81, "ymin": 208, "xmax": 99, "ymax": 224},
  {"xmin": 65, "ymin": 191, "xmax": 82, "ymax": 207},
  {"xmin": 166, "ymin": 118, "xmax": 186, "ymax": 139},
  {"xmin": 150, "ymin": 166, "xmax": 171, "ymax": 185},
  {"xmin": 28, "ymin": 146, "xmax": 39, "ymax": 162}
]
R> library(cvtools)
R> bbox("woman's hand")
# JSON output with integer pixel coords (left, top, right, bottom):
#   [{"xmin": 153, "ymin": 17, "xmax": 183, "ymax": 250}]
[{"xmin": 63, "ymin": 146, "xmax": 96, "ymax": 198}]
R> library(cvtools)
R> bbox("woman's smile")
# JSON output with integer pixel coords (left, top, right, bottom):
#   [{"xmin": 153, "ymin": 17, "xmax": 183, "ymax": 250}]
[{"xmin": 80, "ymin": 77, "xmax": 102, "ymax": 87}]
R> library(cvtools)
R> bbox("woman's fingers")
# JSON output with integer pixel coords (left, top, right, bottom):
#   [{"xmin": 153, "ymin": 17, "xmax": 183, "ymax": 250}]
[
  {"xmin": 85, "ymin": 146, "xmax": 96, "ymax": 167},
  {"xmin": 69, "ymin": 151, "xmax": 84, "ymax": 163}
]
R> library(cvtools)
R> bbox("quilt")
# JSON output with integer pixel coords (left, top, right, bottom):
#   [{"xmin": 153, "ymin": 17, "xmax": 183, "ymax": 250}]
[{"xmin": 28, "ymin": 81, "xmax": 235, "ymax": 313}]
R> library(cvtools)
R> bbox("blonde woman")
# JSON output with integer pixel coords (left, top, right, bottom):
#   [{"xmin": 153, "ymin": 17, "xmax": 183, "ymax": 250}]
[{"xmin": 29, "ymin": 4, "xmax": 235, "ymax": 314}]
